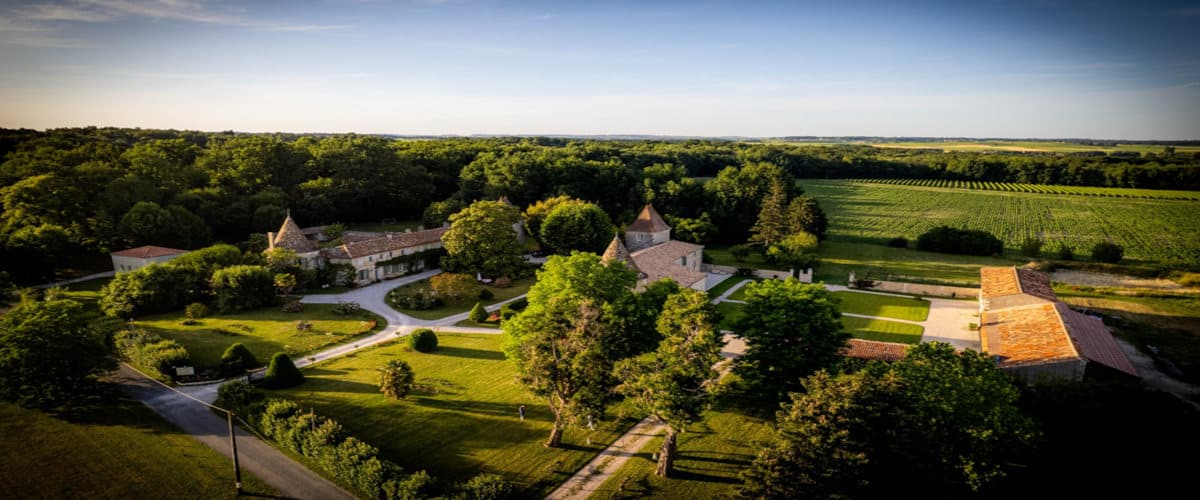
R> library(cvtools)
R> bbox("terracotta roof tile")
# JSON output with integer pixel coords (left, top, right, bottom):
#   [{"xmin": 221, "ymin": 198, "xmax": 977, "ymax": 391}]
[
  {"xmin": 981, "ymin": 303, "xmax": 1078, "ymax": 368},
  {"xmin": 111, "ymin": 245, "xmax": 188, "ymax": 259},
  {"xmin": 627, "ymin": 204, "xmax": 671, "ymax": 233},
  {"xmin": 630, "ymin": 240, "xmax": 706, "ymax": 287},
  {"xmin": 980, "ymin": 266, "xmax": 1057, "ymax": 301},
  {"xmin": 840, "ymin": 339, "xmax": 910, "ymax": 362},
  {"xmin": 323, "ymin": 227, "xmax": 447, "ymax": 260},
  {"xmin": 272, "ymin": 216, "xmax": 318, "ymax": 252},
  {"xmin": 1054, "ymin": 303, "xmax": 1137, "ymax": 376}
]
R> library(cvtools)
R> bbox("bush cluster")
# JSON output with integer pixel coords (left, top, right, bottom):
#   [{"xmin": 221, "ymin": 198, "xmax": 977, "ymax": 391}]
[
  {"xmin": 408, "ymin": 329, "xmax": 439, "ymax": 353},
  {"xmin": 915, "ymin": 226, "xmax": 1003, "ymax": 256},
  {"xmin": 220, "ymin": 343, "xmax": 258, "ymax": 376},
  {"xmin": 332, "ymin": 301, "xmax": 361, "ymax": 315},
  {"xmin": 390, "ymin": 290, "xmax": 444, "ymax": 310},
  {"xmin": 114, "ymin": 329, "xmax": 191, "ymax": 380},
  {"xmin": 1091, "ymin": 242, "xmax": 1124, "ymax": 263},
  {"xmin": 264, "ymin": 353, "xmax": 304, "ymax": 389},
  {"xmin": 259, "ymin": 399, "xmax": 434, "ymax": 499},
  {"xmin": 887, "ymin": 237, "xmax": 908, "ymax": 248}
]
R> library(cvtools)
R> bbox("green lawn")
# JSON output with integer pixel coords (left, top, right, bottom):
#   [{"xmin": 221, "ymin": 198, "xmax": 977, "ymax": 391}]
[
  {"xmin": 60, "ymin": 277, "xmax": 113, "ymax": 313},
  {"xmin": 387, "ymin": 278, "xmax": 533, "ymax": 320},
  {"xmin": 840, "ymin": 316, "xmax": 924, "ymax": 344},
  {"xmin": 704, "ymin": 245, "xmax": 777, "ymax": 271},
  {"xmin": 715, "ymin": 302, "xmax": 745, "ymax": 331},
  {"xmin": 275, "ymin": 334, "xmax": 633, "ymax": 496},
  {"xmin": 832, "ymin": 291, "xmax": 930, "ymax": 322},
  {"xmin": 592, "ymin": 403, "xmax": 775, "ymax": 498},
  {"xmin": 0, "ymin": 397, "xmax": 273, "ymax": 499},
  {"xmin": 137, "ymin": 304, "xmax": 384, "ymax": 368},
  {"xmin": 705, "ymin": 276, "xmax": 747, "ymax": 299},
  {"xmin": 815, "ymin": 240, "xmax": 1017, "ymax": 286},
  {"xmin": 346, "ymin": 220, "xmax": 423, "ymax": 233},
  {"xmin": 453, "ymin": 318, "xmax": 501, "ymax": 329}
]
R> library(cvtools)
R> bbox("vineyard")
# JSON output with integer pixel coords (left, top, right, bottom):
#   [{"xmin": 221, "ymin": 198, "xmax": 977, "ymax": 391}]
[
  {"xmin": 802, "ymin": 180, "xmax": 1200, "ymax": 266},
  {"xmin": 845, "ymin": 178, "xmax": 1200, "ymax": 200}
]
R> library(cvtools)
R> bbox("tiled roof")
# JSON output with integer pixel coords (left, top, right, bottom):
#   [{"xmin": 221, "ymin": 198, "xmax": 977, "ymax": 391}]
[
  {"xmin": 627, "ymin": 204, "xmax": 671, "ymax": 233},
  {"xmin": 323, "ymin": 227, "xmax": 447, "ymax": 260},
  {"xmin": 840, "ymin": 339, "xmax": 910, "ymax": 362},
  {"xmin": 1055, "ymin": 303, "xmax": 1137, "ymax": 376},
  {"xmin": 981, "ymin": 303, "xmax": 1078, "ymax": 368},
  {"xmin": 272, "ymin": 216, "xmax": 318, "ymax": 252},
  {"xmin": 980, "ymin": 266, "xmax": 1057, "ymax": 301},
  {"xmin": 111, "ymin": 245, "xmax": 188, "ymax": 259},
  {"xmin": 601, "ymin": 236, "xmax": 641, "ymax": 275},
  {"xmin": 631, "ymin": 240, "xmax": 706, "ymax": 287}
]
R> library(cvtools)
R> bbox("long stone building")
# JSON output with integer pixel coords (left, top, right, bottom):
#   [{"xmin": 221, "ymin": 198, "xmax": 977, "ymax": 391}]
[{"xmin": 266, "ymin": 215, "xmax": 447, "ymax": 285}]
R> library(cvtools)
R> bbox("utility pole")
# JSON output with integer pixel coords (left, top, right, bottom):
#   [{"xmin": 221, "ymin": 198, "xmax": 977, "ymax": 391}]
[{"xmin": 227, "ymin": 410, "xmax": 243, "ymax": 494}]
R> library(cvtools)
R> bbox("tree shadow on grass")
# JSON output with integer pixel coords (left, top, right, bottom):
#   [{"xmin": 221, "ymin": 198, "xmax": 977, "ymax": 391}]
[
  {"xmin": 434, "ymin": 345, "xmax": 506, "ymax": 361},
  {"xmin": 296, "ymin": 377, "xmax": 378, "ymax": 395},
  {"xmin": 411, "ymin": 397, "xmax": 532, "ymax": 418},
  {"xmin": 667, "ymin": 468, "xmax": 743, "ymax": 485}
]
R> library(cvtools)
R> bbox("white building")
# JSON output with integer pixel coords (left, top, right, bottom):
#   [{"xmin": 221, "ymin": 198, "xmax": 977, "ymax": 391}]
[{"xmin": 111, "ymin": 245, "xmax": 189, "ymax": 272}]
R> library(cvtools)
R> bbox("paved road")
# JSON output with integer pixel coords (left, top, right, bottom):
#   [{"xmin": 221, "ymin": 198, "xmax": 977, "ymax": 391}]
[{"xmin": 113, "ymin": 364, "xmax": 357, "ymax": 500}]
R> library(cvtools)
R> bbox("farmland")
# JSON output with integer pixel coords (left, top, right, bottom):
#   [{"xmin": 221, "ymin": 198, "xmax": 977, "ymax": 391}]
[
  {"xmin": 848, "ymin": 140, "xmax": 1200, "ymax": 155},
  {"xmin": 847, "ymin": 178, "xmax": 1200, "ymax": 200},
  {"xmin": 801, "ymin": 180, "xmax": 1200, "ymax": 266}
]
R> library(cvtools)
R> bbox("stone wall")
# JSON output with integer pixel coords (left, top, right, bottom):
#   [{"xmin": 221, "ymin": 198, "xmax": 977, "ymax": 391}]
[
  {"xmin": 701, "ymin": 264, "xmax": 811, "ymax": 283},
  {"xmin": 862, "ymin": 280, "xmax": 979, "ymax": 299}
]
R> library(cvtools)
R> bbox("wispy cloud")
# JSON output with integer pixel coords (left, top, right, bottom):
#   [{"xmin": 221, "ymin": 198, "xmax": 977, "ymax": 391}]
[
  {"xmin": 16, "ymin": 3, "xmax": 114, "ymax": 22},
  {"xmin": 0, "ymin": 16, "xmax": 97, "ymax": 48}
]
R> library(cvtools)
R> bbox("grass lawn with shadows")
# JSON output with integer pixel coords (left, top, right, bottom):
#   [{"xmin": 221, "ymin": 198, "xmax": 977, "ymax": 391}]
[
  {"xmin": 832, "ymin": 291, "xmax": 930, "ymax": 322},
  {"xmin": 137, "ymin": 304, "xmax": 384, "ymax": 368},
  {"xmin": 0, "ymin": 395, "xmax": 273, "ymax": 499},
  {"xmin": 706, "ymin": 276, "xmax": 748, "ymax": 299},
  {"xmin": 814, "ymin": 241, "xmax": 1018, "ymax": 286},
  {"xmin": 386, "ymin": 278, "xmax": 533, "ymax": 320},
  {"xmin": 715, "ymin": 302, "xmax": 745, "ymax": 331},
  {"xmin": 591, "ymin": 401, "xmax": 775, "ymax": 499},
  {"xmin": 274, "ymin": 334, "xmax": 634, "ymax": 496},
  {"xmin": 840, "ymin": 316, "xmax": 924, "ymax": 344}
]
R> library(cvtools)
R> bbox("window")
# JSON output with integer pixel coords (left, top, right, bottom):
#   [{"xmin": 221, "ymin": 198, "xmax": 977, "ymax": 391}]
[
  {"xmin": 358, "ymin": 269, "xmax": 369, "ymax": 280},
  {"xmin": 681, "ymin": 255, "xmax": 687, "ymax": 266}
]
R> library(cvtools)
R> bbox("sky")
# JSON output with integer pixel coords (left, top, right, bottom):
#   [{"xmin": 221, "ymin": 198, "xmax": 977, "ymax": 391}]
[{"xmin": 1, "ymin": 0, "xmax": 1198, "ymax": 139}]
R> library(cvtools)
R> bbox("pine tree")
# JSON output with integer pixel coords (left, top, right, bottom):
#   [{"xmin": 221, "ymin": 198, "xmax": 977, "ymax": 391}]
[{"xmin": 748, "ymin": 178, "xmax": 789, "ymax": 248}]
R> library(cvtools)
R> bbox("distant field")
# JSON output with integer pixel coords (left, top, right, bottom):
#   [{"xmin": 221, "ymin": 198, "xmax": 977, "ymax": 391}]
[
  {"xmin": 849, "ymin": 178, "xmax": 1200, "ymax": 200},
  {"xmin": 856, "ymin": 140, "xmax": 1200, "ymax": 154},
  {"xmin": 802, "ymin": 180, "xmax": 1200, "ymax": 266}
]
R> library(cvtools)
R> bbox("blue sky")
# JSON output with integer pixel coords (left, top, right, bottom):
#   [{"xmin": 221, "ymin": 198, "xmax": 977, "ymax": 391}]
[{"xmin": 1, "ymin": 0, "xmax": 1198, "ymax": 139}]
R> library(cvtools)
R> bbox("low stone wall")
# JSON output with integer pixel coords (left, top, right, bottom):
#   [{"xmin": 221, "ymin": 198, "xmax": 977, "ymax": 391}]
[
  {"xmin": 864, "ymin": 280, "xmax": 979, "ymax": 299},
  {"xmin": 701, "ymin": 264, "xmax": 811, "ymax": 283}
]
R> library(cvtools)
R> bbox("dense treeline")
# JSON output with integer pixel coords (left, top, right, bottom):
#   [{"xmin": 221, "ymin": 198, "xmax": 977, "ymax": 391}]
[{"xmin": 2, "ymin": 127, "xmax": 1197, "ymax": 284}]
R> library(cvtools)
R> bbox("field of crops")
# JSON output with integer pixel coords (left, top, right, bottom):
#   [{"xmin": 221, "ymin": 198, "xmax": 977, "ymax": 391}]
[
  {"xmin": 802, "ymin": 180, "xmax": 1200, "ymax": 266},
  {"xmin": 846, "ymin": 178, "xmax": 1200, "ymax": 200}
]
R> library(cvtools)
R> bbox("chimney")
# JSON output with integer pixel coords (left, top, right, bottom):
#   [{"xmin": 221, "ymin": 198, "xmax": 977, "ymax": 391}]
[
  {"xmin": 266, "ymin": 232, "xmax": 275, "ymax": 249},
  {"xmin": 405, "ymin": 228, "xmax": 411, "ymax": 233}
]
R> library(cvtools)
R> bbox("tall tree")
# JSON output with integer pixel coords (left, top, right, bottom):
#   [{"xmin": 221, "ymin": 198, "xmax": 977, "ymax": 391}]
[
  {"xmin": 441, "ymin": 200, "xmax": 525, "ymax": 278},
  {"xmin": 615, "ymin": 289, "xmax": 725, "ymax": 477},
  {"xmin": 732, "ymin": 279, "xmax": 846, "ymax": 401},
  {"xmin": 522, "ymin": 195, "xmax": 583, "ymax": 246},
  {"xmin": 785, "ymin": 196, "xmax": 827, "ymax": 240},
  {"xmin": 0, "ymin": 299, "xmax": 110, "ymax": 406},
  {"xmin": 503, "ymin": 252, "xmax": 637, "ymax": 447},
  {"xmin": 539, "ymin": 201, "xmax": 616, "ymax": 255},
  {"xmin": 747, "ymin": 179, "xmax": 789, "ymax": 248}
]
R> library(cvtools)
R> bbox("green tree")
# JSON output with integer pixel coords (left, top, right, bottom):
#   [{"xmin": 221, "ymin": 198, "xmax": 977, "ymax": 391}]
[
  {"xmin": 503, "ymin": 252, "xmax": 637, "ymax": 447},
  {"xmin": 0, "ymin": 299, "xmax": 110, "ymax": 406},
  {"xmin": 379, "ymin": 359, "xmax": 415, "ymax": 399},
  {"xmin": 704, "ymin": 162, "xmax": 797, "ymax": 243},
  {"xmin": 408, "ymin": 328, "xmax": 439, "ymax": 352},
  {"xmin": 663, "ymin": 213, "xmax": 719, "ymax": 244},
  {"xmin": 117, "ymin": 201, "xmax": 174, "ymax": 248},
  {"xmin": 732, "ymin": 279, "xmax": 846, "ymax": 401},
  {"xmin": 430, "ymin": 273, "xmax": 481, "ymax": 302},
  {"xmin": 615, "ymin": 289, "xmax": 724, "ymax": 477},
  {"xmin": 785, "ymin": 196, "xmax": 828, "ymax": 240},
  {"xmin": 221, "ymin": 343, "xmax": 258, "ymax": 375},
  {"xmin": 747, "ymin": 179, "xmax": 790, "ymax": 248},
  {"xmin": 522, "ymin": 195, "xmax": 583, "ymax": 245},
  {"xmin": 1056, "ymin": 241, "xmax": 1075, "ymax": 260},
  {"xmin": 264, "ymin": 352, "xmax": 304, "ymax": 389},
  {"xmin": 1021, "ymin": 237, "xmax": 1044, "ymax": 258},
  {"xmin": 1091, "ymin": 241, "xmax": 1124, "ymax": 263},
  {"xmin": 264, "ymin": 247, "xmax": 300, "ymax": 274},
  {"xmin": 422, "ymin": 198, "xmax": 467, "ymax": 228},
  {"xmin": 210, "ymin": 265, "xmax": 276, "ymax": 313},
  {"xmin": 766, "ymin": 232, "xmax": 819, "ymax": 270},
  {"xmin": 539, "ymin": 201, "xmax": 616, "ymax": 255},
  {"xmin": 739, "ymin": 343, "xmax": 1035, "ymax": 499},
  {"xmin": 274, "ymin": 273, "xmax": 297, "ymax": 296},
  {"xmin": 441, "ymin": 200, "xmax": 525, "ymax": 278},
  {"xmin": 469, "ymin": 302, "xmax": 489, "ymax": 323}
]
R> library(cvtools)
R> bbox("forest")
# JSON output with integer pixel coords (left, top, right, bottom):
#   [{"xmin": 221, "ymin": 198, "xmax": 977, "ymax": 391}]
[{"xmin": 2, "ymin": 127, "xmax": 1197, "ymax": 285}]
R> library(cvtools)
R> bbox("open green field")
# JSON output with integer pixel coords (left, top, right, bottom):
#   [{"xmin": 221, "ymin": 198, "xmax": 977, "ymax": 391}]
[
  {"xmin": 849, "ymin": 178, "xmax": 1200, "ymax": 200},
  {"xmin": 832, "ymin": 291, "xmax": 930, "ymax": 322},
  {"xmin": 840, "ymin": 316, "xmax": 924, "ymax": 344},
  {"xmin": 387, "ymin": 278, "xmax": 533, "ymax": 320},
  {"xmin": 592, "ymin": 404, "xmax": 775, "ymax": 499},
  {"xmin": 275, "ymin": 334, "xmax": 631, "ymax": 496},
  {"xmin": 814, "ymin": 240, "xmax": 1016, "ymax": 286},
  {"xmin": 802, "ymin": 180, "xmax": 1200, "ymax": 266},
  {"xmin": 856, "ymin": 140, "xmax": 1200, "ymax": 154},
  {"xmin": 0, "ymin": 397, "xmax": 272, "ymax": 499},
  {"xmin": 137, "ymin": 305, "xmax": 384, "ymax": 368}
]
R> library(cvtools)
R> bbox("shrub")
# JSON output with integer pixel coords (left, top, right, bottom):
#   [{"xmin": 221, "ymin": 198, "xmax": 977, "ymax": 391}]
[
  {"xmin": 1057, "ymin": 242, "xmax": 1075, "ymax": 261},
  {"xmin": 431, "ymin": 273, "xmax": 480, "ymax": 302},
  {"xmin": 887, "ymin": 237, "xmax": 908, "ymax": 248},
  {"xmin": 736, "ymin": 267, "xmax": 755, "ymax": 277},
  {"xmin": 1021, "ymin": 238, "xmax": 1044, "ymax": 258},
  {"xmin": 1091, "ymin": 242, "xmax": 1124, "ymax": 263},
  {"xmin": 332, "ymin": 301, "xmax": 360, "ymax": 315},
  {"xmin": 114, "ymin": 329, "xmax": 192, "ymax": 380},
  {"xmin": 455, "ymin": 473, "xmax": 517, "ymax": 500},
  {"xmin": 492, "ymin": 276, "xmax": 513, "ymax": 288},
  {"xmin": 210, "ymin": 265, "xmax": 276, "ymax": 314},
  {"xmin": 408, "ymin": 329, "xmax": 438, "ymax": 353},
  {"xmin": 184, "ymin": 302, "xmax": 209, "ymax": 319},
  {"xmin": 214, "ymin": 381, "xmax": 264, "ymax": 416},
  {"xmin": 264, "ymin": 353, "xmax": 304, "ymax": 389},
  {"xmin": 281, "ymin": 299, "xmax": 303, "ymax": 313},
  {"xmin": 468, "ymin": 302, "xmax": 489, "ymax": 323},
  {"xmin": 915, "ymin": 226, "xmax": 1003, "ymax": 256},
  {"xmin": 221, "ymin": 343, "xmax": 258, "ymax": 375},
  {"xmin": 379, "ymin": 360, "xmax": 415, "ymax": 399},
  {"xmin": 390, "ymin": 290, "xmax": 443, "ymax": 310},
  {"xmin": 729, "ymin": 244, "xmax": 751, "ymax": 262},
  {"xmin": 479, "ymin": 288, "xmax": 495, "ymax": 300}
]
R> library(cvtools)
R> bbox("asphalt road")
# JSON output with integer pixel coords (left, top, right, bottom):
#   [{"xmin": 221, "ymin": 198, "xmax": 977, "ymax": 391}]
[{"xmin": 112, "ymin": 364, "xmax": 357, "ymax": 500}]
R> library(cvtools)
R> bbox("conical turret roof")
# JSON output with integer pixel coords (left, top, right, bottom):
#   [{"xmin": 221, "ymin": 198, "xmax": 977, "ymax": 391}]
[
  {"xmin": 627, "ymin": 204, "xmax": 671, "ymax": 233},
  {"xmin": 272, "ymin": 215, "xmax": 318, "ymax": 252},
  {"xmin": 601, "ymin": 235, "xmax": 641, "ymax": 274}
]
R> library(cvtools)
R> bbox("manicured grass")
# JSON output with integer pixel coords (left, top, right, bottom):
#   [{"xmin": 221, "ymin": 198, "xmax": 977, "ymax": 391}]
[
  {"xmin": 814, "ymin": 240, "xmax": 1017, "ymax": 286},
  {"xmin": 0, "ymin": 397, "xmax": 273, "ymax": 499},
  {"xmin": 346, "ymin": 220, "xmax": 423, "ymax": 233},
  {"xmin": 840, "ymin": 316, "xmax": 924, "ymax": 344},
  {"xmin": 705, "ymin": 276, "xmax": 747, "ymax": 299},
  {"xmin": 387, "ymin": 278, "xmax": 533, "ymax": 320},
  {"xmin": 715, "ymin": 302, "xmax": 745, "ymax": 331},
  {"xmin": 275, "ymin": 334, "xmax": 634, "ymax": 496},
  {"xmin": 832, "ymin": 291, "xmax": 930, "ymax": 322},
  {"xmin": 60, "ymin": 277, "xmax": 113, "ymax": 313},
  {"xmin": 137, "ymin": 304, "xmax": 384, "ymax": 368},
  {"xmin": 592, "ymin": 404, "xmax": 775, "ymax": 499},
  {"xmin": 704, "ymin": 245, "xmax": 777, "ymax": 271},
  {"xmin": 453, "ymin": 318, "xmax": 501, "ymax": 329}
]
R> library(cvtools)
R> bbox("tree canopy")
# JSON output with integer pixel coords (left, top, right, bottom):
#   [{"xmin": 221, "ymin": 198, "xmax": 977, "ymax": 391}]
[
  {"xmin": 441, "ymin": 200, "xmax": 525, "ymax": 279},
  {"xmin": 0, "ymin": 298, "xmax": 111, "ymax": 406}
]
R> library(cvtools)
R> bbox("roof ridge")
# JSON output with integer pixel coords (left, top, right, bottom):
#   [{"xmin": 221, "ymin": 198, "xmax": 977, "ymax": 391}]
[{"xmin": 1049, "ymin": 302, "xmax": 1081, "ymax": 358}]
